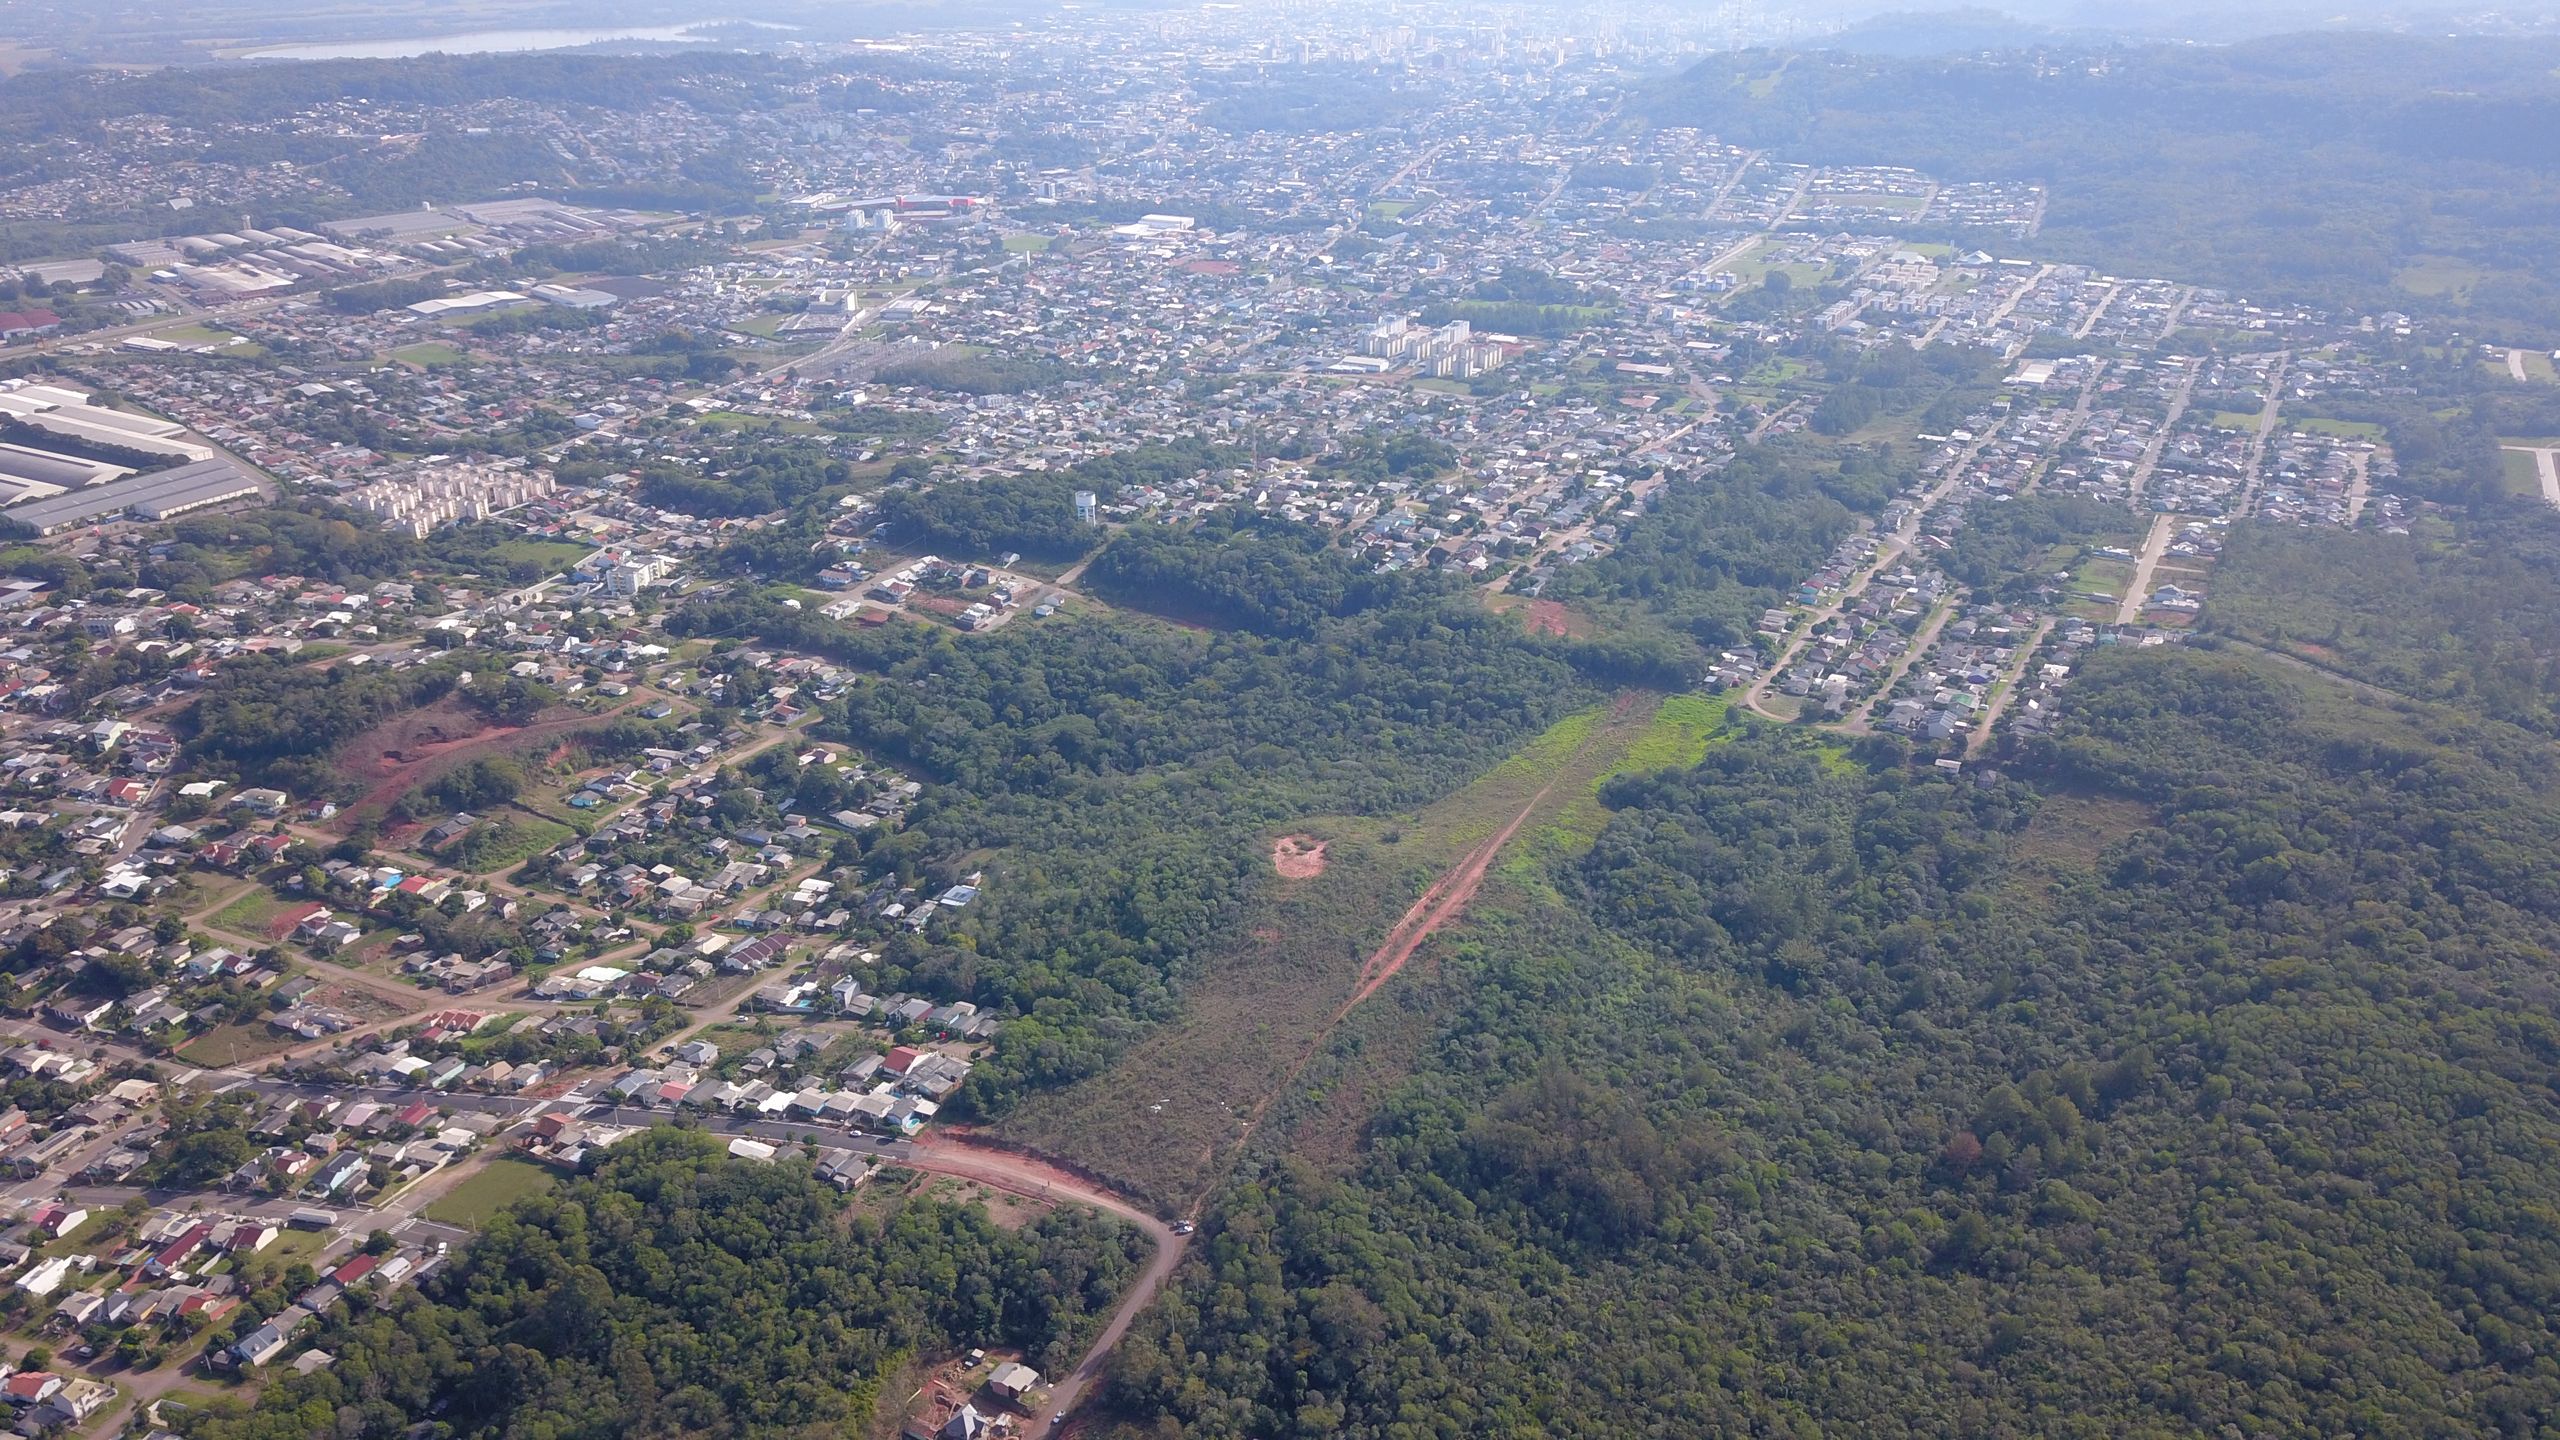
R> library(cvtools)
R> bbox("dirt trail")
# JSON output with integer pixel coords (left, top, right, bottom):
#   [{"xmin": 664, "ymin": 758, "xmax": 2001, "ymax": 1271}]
[
  {"xmin": 1348, "ymin": 777, "xmax": 1557, "ymax": 1004},
  {"xmin": 900, "ymin": 1134, "xmax": 1184, "ymax": 1431},
  {"xmin": 1201, "ymin": 736, "xmax": 1595, "ymax": 1207}
]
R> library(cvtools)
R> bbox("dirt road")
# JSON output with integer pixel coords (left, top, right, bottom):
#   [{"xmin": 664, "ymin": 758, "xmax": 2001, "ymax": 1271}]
[
  {"xmin": 904, "ymin": 1136, "xmax": 1184, "ymax": 1429},
  {"xmin": 2115, "ymin": 514, "xmax": 2175, "ymax": 626}
]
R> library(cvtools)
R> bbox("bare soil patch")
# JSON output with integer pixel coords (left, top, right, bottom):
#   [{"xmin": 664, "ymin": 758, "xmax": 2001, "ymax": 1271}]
[
  {"xmin": 1272, "ymin": 835, "xmax": 1328, "ymax": 879},
  {"xmin": 331, "ymin": 694, "xmax": 636, "ymax": 832}
]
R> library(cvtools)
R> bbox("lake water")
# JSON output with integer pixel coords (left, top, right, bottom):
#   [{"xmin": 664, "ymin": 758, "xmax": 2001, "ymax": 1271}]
[{"xmin": 235, "ymin": 22, "xmax": 747, "ymax": 61}]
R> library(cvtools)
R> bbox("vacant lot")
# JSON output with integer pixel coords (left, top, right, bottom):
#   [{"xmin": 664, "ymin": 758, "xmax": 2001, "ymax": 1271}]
[
  {"xmin": 331, "ymin": 694, "xmax": 639, "ymax": 833},
  {"xmin": 424, "ymin": 1157, "xmax": 559, "ymax": 1227},
  {"xmin": 209, "ymin": 885, "xmax": 291, "ymax": 938}
]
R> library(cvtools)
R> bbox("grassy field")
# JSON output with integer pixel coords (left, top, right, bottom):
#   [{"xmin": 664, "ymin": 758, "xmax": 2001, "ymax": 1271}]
[
  {"xmin": 489, "ymin": 538, "xmax": 592, "ymax": 574},
  {"xmin": 1002, "ymin": 233, "xmax": 1053, "ymax": 253},
  {"xmin": 453, "ymin": 810, "xmax": 577, "ymax": 875},
  {"xmin": 424, "ymin": 1157, "xmax": 559, "ymax": 1227},
  {"xmin": 2503, "ymin": 447, "xmax": 2548, "ymax": 498},
  {"xmin": 391, "ymin": 341, "xmax": 467, "ymax": 368},
  {"xmin": 177, "ymin": 1019, "xmax": 301, "ymax": 1069},
  {"xmin": 2208, "ymin": 410, "xmax": 2262, "ymax": 431},
  {"xmin": 2291, "ymin": 417, "xmax": 2385, "ymax": 440},
  {"xmin": 147, "ymin": 322, "xmax": 238, "ymax": 347},
  {"xmin": 2394, "ymin": 255, "xmax": 2494, "ymax": 300},
  {"xmin": 1508, "ymin": 694, "xmax": 1732, "ymax": 879},
  {"xmin": 210, "ymin": 885, "xmax": 291, "ymax": 938}
]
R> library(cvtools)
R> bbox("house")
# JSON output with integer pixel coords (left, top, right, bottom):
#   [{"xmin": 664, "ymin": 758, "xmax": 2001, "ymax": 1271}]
[
  {"xmin": 29, "ymin": 1376, "xmax": 112, "ymax": 1429},
  {"xmin": 988, "ymin": 1363, "xmax": 1042, "ymax": 1401},
  {"xmin": 1, "ymin": 1371, "xmax": 61, "ymax": 1407},
  {"xmin": 230, "ymin": 1319, "xmax": 297, "ymax": 1367},
  {"xmin": 234, "ymin": 787, "xmax": 289, "ymax": 818}
]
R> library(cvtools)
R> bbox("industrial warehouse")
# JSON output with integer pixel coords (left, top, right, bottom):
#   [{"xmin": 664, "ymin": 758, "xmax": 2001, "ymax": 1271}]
[{"xmin": 1, "ymin": 456, "xmax": 267, "ymax": 535}]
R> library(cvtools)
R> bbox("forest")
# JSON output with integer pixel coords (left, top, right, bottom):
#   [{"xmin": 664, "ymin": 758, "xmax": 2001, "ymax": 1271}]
[
  {"xmin": 1083, "ymin": 511, "xmax": 1438, "ymax": 635},
  {"xmin": 669, "ymin": 567, "xmax": 1591, "ymax": 1111},
  {"xmin": 1646, "ymin": 32, "xmax": 2560, "ymax": 334},
  {"xmin": 1109, "ymin": 643, "xmax": 2560, "ymax": 1437},
  {"xmin": 179, "ymin": 652, "xmax": 464, "ymax": 797},
  {"xmin": 2205, "ymin": 506, "xmax": 2560, "ymax": 735},
  {"xmin": 1544, "ymin": 444, "xmax": 1873, "ymax": 650},
  {"xmin": 179, "ymin": 1130, "xmax": 1150, "ymax": 1440}
]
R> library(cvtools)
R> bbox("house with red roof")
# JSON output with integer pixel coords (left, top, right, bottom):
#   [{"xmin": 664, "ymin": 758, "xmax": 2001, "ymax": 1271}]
[
  {"xmin": 146, "ymin": 1222, "xmax": 214, "ymax": 1277},
  {"xmin": 2, "ymin": 1371, "xmax": 61, "ymax": 1405}
]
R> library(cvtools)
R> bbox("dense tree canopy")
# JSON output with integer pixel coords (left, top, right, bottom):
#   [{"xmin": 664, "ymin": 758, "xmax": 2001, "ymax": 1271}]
[{"xmin": 184, "ymin": 1130, "xmax": 1149, "ymax": 1440}]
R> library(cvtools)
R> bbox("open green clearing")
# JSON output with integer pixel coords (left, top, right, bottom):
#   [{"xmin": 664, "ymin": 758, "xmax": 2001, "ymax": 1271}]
[
  {"xmin": 2502, "ymin": 448, "xmax": 2544, "ymax": 497},
  {"xmin": 423, "ymin": 1157, "xmax": 560, "ymax": 1227},
  {"xmin": 390, "ymin": 341, "xmax": 467, "ymax": 368},
  {"xmin": 2290, "ymin": 417, "xmax": 2384, "ymax": 439}
]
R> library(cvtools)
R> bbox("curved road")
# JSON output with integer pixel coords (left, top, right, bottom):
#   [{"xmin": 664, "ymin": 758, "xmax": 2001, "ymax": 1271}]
[{"xmin": 904, "ymin": 1136, "xmax": 1185, "ymax": 1429}]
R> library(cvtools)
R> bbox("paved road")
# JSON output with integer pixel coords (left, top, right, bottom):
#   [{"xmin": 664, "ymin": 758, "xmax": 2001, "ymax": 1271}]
[
  {"xmin": 1964, "ymin": 616, "xmax": 2057, "ymax": 758},
  {"xmin": 2124, "ymin": 360, "xmax": 2200, "ymax": 509},
  {"xmin": 2505, "ymin": 446, "xmax": 2560, "ymax": 509}
]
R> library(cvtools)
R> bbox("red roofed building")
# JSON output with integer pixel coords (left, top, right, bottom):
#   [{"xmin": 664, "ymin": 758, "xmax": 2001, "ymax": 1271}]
[
  {"xmin": 882, "ymin": 1046, "xmax": 922, "ymax": 1076},
  {"xmin": 180, "ymin": 1293, "xmax": 241, "ymax": 1325},
  {"xmin": 148, "ymin": 1222, "xmax": 214, "ymax": 1275},
  {"xmin": 332, "ymin": 1253, "xmax": 381, "ymax": 1286},
  {"xmin": 394, "ymin": 1101, "xmax": 433, "ymax": 1129},
  {"xmin": 0, "ymin": 310, "xmax": 60, "ymax": 341},
  {"xmin": 2, "ymin": 1373, "xmax": 61, "ymax": 1404}
]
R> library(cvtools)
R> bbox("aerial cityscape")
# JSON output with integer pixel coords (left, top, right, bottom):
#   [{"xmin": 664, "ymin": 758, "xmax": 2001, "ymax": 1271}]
[{"xmin": 0, "ymin": 0, "xmax": 2552, "ymax": 1436}]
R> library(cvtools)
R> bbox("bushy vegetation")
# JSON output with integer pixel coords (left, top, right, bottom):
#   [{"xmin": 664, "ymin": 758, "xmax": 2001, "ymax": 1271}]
[
  {"xmin": 668, "ymin": 571, "xmax": 1591, "ymax": 1111},
  {"xmin": 632, "ymin": 443, "xmax": 855, "ymax": 518},
  {"xmin": 2206, "ymin": 510, "xmax": 2560, "ymax": 734},
  {"xmin": 1113, "ymin": 645, "xmax": 2560, "ymax": 1437},
  {"xmin": 181, "ymin": 653, "xmax": 462, "ymax": 796},
  {"xmin": 875, "ymin": 441, "xmax": 1250, "ymax": 560},
  {"xmin": 1942, "ymin": 494, "xmax": 2141, "ymax": 600},
  {"xmin": 1545, "ymin": 447, "xmax": 1870, "ymax": 649},
  {"xmin": 873, "ymin": 348, "xmax": 1086, "ymax": 395},
  {"xmin": 1085, "ymin": 512, "xmax": 1431, "ymax": 635},
  {"xmin": 180, "ymin": 1130, "xmax": 1149, "ymax": 1440}
]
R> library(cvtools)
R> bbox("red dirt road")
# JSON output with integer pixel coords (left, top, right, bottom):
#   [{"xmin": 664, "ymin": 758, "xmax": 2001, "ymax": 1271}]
[
  {"xmin": 905, "ymin": 1134, "xmax": 1185, "ymax": 1430},
  {"xmin": 1348, "ymin": 776, "xmax": 1559, "ymax": 1004}
]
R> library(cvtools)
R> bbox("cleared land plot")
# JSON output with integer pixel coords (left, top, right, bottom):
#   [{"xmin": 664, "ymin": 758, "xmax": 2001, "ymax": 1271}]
[
  {"xmin": 329, "ymin": 694, "xmax": 643, "ymax": 833},
  {"xmin": 995, "ymin": 698, "xmax": 1658, "ymax": 1208},
  {"xmin": 390, "ymin": 341, "xmax": 467, "ymax": 368},
  {"xmin": 423, "ymin": 1156, "xmax": 559, "ymax": 1227},
  {"xmin": 2504, "ymin": 448, "xmax": 2545, "ymax": 498},
  {"xmin": 209, "ymin": 885, "xmax": 292, "ymax": 938}
]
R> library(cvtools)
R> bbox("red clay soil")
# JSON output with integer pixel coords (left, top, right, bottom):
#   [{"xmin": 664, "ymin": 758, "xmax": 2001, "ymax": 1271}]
[
  {"xmin": 1523, "ymin": 599, "xmax": 1574, "ymax": 637},
  {"xmin": 1271, "ymin": 835, "xmax": 1328, "ymax": 879},
  {"xmin": 332, "ymin": 697, "xmax": 641, "ymax": 832},
  {"xmin": 1347, "ymin": 778, "xmax": 1556, "ymax": 1005}
]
